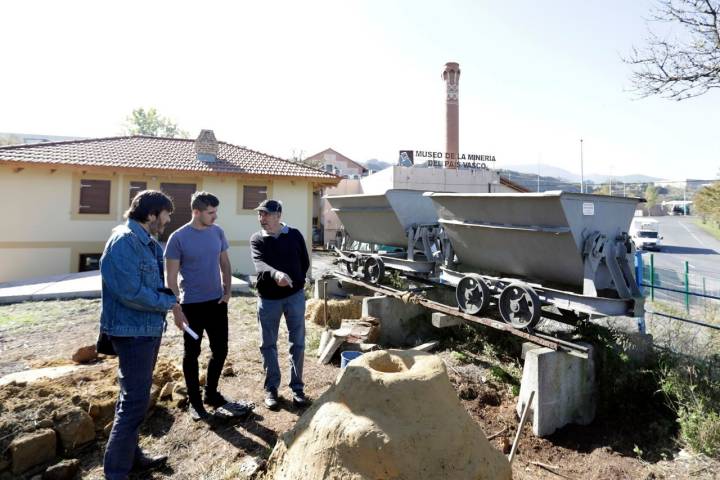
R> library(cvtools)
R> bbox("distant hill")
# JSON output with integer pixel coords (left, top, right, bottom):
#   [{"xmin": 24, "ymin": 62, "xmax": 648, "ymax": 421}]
[
  {"xmin": 502, "ymin": 163, "xmax": 662, "ymax": 184},
  {"xmin": 362, "ymin": 158, "xmax": 392, "ymax": 172},
  {"xmin": 498, "ymin": 169, "xmax": 581, "ymax": 193}
]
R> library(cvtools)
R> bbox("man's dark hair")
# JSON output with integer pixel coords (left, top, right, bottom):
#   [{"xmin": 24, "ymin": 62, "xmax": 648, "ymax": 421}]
[
  {"xmin": 125, "ymin": 190, "xmax": 174, "ymax": 222},
  {"xmin": 191, "ymin": 191, "xmax": 220, "ymax": 211}
]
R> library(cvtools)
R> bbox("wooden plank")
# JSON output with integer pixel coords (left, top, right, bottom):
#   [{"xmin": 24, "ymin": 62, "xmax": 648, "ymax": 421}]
[{"xmin": 412, "ymin": 341, "xmax": 440, "ymax": 352}]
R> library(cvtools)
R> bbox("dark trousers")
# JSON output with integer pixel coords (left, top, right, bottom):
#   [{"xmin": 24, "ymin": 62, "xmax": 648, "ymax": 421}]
[
  {"xmin": 182, "ymin": 299, "xmax": 228, "ymax": 406},
  {"xmin": 104, "ymin": 335, "xmax": 161, "ymax": 480}
]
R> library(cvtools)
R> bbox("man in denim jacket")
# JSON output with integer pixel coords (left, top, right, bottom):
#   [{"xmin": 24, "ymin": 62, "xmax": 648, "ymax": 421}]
[{"xmin": 100, "ymin": 190, "xmax": 187, "ymax": 480}]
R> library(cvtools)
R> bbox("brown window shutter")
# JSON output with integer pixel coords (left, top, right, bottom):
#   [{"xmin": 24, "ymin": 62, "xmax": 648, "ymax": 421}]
[
  {"xmin": 243, "ymin": 186, "xmax": 268, "ymax": 210},
  {"xmin": 129, "ymin": 181, "xmax": 147, "ymax": 206},
  {"xmin": 79, "ymin": 179, "xmax": 111, "ymax": 214}
]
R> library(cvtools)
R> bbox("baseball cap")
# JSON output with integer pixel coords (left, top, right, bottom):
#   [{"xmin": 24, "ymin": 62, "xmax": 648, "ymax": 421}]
[{"xmin": 255, "ymin": 199, "xmax": 282, "ymax": 213}]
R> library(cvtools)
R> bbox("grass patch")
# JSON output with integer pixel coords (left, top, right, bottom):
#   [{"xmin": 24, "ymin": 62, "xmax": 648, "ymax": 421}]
[
  {"xmin": 442, "ymin": 323, "xmax": 523, "ymax": 395},
  {"xmin": 0, "ymin": 299, "xmax": 100, "ymax": 330},
  {"xmin": 695, "ymin": 218, "xmax": 720, "ymax": 241},
  {"xmin": 659, "ymin": 354, "xmax": 720, "ymax": 458}
]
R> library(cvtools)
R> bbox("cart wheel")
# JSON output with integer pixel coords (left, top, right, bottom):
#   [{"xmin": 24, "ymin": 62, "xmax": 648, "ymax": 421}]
[
  {"xmin": 456, "ymin": 274, "xmax": 491, "ymax": 315},
  {"xmin": 362, "ymin": 256, "xmax": 385, "ymax": 284},
  {"xmin": 498, "ymin": 283, "xmax": 541, "ymax": 330}
]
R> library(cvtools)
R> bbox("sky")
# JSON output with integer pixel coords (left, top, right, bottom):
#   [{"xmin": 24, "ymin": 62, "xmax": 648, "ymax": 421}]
[{"xmin": 1, "ymin": 0, "xmax": 718, "ymax": 180}]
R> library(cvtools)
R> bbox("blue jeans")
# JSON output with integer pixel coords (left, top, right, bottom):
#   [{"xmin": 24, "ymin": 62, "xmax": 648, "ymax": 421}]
[
  {"xmin": 257, "ymin": 289, "xmax": 306, "ymax": 394},
  {"xmin": 104, "ymin": 335, "xmax": 161, "ymax": 480}
]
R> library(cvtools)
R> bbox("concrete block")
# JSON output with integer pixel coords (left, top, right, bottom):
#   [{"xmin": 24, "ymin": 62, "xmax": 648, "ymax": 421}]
[
  {"xmin": 313, "ymin": 278, "xmax": 345, "ymax": 299},
  {"xmin": 517, "ymin": 342, "xmax": 596, "ymax": 437},
  {"xmin": 521, "ymin": 342, "xmax": 544, "ymax": 360},
  {"xmin": 361, "ymin": 295, "xmax": 430, "ymax": 346},
  {"xmin": 431, "ymin": 312, "xmax": 463, "ymax": 328}
]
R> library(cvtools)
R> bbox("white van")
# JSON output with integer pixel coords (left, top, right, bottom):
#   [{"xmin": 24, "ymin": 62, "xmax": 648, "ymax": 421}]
[{"xmin": 629, "ymin": 218, "xmax": 662, "ymax": 251}]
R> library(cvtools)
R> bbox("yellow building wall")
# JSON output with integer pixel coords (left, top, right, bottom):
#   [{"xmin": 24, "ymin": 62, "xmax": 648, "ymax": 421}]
[
  {"xmin": 0, "ymin": 166, "xmax": 315, "ymax": 282},
  {"xmin": 204, "ymin": 177, "xmax": 313, "ymax": 274},
  {"xmin": 0, "ymin": 248, "xmax": 70, "ymax": 282}
]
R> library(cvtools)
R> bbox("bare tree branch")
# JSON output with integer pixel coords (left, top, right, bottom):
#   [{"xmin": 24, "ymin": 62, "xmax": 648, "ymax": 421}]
[{"xmin": 625, "ymin": 0, "xmax": 720, "ymax": 100}]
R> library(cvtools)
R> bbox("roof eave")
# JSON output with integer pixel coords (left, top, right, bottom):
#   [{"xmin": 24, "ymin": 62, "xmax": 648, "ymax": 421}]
[{"xmin": 0, "ymin": 159, "xmax": 341, "ymax": 184}]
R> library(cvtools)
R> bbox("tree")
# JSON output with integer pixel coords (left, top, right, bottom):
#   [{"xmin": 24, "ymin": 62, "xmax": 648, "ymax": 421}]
[
  {"xmin": 125, "ymin": 108, "xmax": 189, "ymax": 138},
  {"xmin": 645, "ymin": 185, "xmax": 659, "ymax": 208},
  {"xmin": 626, "ymin": 0, "xmax": 720, "ymax": 100},
  {"xmin": 694, "ymin": 181, "xmax": 720, "ymax": 225}
]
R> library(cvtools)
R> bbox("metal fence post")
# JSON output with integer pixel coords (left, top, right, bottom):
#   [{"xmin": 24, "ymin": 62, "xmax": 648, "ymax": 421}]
[
  {"xmin": 685, "ymin": 261, "xmax": 690, "ymax": 313},
  {"xmin": 650, "ymin": 254, "xmax": 655, "ymax": 302},
  {"xmin": 634, "ymin": 251, "xmax": 643, "ymax": 293}
]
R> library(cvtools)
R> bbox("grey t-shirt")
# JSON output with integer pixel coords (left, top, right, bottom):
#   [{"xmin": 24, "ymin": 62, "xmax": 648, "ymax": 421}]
[{"xmin": 164, "ymin": 223, "xmax": 229, "ymax": 304}]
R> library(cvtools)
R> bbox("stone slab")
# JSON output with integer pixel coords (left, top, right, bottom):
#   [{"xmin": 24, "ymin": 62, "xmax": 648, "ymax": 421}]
[
  {"xmin": 9, "ymin": 429, "xmax": 56, "ymax": 474},
  {"xmin": 516, "ymin": 342, "xmax": 596, "ymax": 437}
]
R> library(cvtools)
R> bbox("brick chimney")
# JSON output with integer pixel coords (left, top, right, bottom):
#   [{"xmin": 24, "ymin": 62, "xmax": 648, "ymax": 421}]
[
  {"xmin": 195, "ymin": 129, "xmax": 218, "ymax": 163},
  {"xmin": 442, "ymin": 62, "xmax": 460, "ymax": 169}
]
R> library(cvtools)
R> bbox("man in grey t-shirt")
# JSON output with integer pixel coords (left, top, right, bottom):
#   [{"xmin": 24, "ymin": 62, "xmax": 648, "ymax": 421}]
[{"xmin": 165, "ymin": 191, "xmax": 232, "ymax": 420}]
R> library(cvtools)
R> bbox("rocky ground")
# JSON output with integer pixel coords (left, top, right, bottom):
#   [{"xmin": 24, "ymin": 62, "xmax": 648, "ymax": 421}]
[{"xmin": 0, "ymin": 289, "xmax": 718, "ymax": 479}]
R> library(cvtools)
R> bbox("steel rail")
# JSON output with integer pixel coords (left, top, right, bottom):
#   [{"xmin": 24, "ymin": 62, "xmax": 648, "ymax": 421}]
[{"xmin": 331, "ymin": 271, "xmax": 589, "ymax": 357}]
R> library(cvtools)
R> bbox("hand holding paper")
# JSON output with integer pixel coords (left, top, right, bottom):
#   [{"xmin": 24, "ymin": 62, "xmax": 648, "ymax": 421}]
[{"xmin": 183, "ymin": 323, "xmax": 199, "ymax": 340}]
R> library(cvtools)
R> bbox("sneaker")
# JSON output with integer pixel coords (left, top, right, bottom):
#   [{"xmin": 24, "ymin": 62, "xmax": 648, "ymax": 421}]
[
  {"xmin": 204, "ymin": 390, "xmax": 230, "ymax": 408},
  {"xmin": 189, "ymin": 404, "xmax": 210, "ymax": 421},
  {"xmin": 132, "ymin": 453, "xmax": 168, "ymax": 473},
  {"xmin": 264, "ymin": 391, "xmax": 280, "ymax": 411},
  {"xmin": 292, "ymin": 391, "xmax": 311, "ymax": 408}
]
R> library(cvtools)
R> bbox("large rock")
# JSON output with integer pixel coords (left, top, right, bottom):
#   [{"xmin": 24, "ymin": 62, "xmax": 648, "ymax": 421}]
[
  {"xmin": 54, "ymin": 409, "xmax": 95, "ymax": 452},
  {"xmin": 264, "ymin": 350, "xmax": 511, "ymax": 480},
  {"xmin": 88, "ymin": 399, "xmax": 115, "ymax": 431},
  {"xmin": 9, "ymin": 429, "xmax": 56, "ymax": 475},
  {"xmin": 71, "ymin": 345, "xmax": 97, "ymax": 364},
  {"xmin": 42, "ymin": 459, "xmax": 80, "ymax": 480}
]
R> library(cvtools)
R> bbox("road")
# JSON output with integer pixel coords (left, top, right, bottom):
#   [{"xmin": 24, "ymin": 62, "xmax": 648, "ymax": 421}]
[{"xmin": 637, "ymin": 215, "xmax": 720, "ymax": 302}]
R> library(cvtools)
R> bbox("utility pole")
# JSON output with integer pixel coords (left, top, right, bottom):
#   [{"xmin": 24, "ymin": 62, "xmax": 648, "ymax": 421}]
[
  {"xmin": 580, "ymin": 138, "xmax": 585, "ymax": 193},
  {"xmin": 537, "ymin": 153, "xmax": 541, "ymax": 192}
]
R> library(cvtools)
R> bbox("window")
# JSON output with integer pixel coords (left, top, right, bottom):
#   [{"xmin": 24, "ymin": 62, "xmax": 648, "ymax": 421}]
[
  {"xmin": 129, "ymin": 181, "xmax": 147, "ymax": 205},
  {"xmin": 243, "ymin": 185, "xmax": 267, "ymax": 210},
  {"xmin": 79, "ymin": 179, "xmax": 111, "ymax": 214},
  {"xmin": 79, "ymin": 253, "xmax": 102, "ymax": 272},
  {"xmin": 324, "ymin": 164, "xmax": 334, "ymax": 172}
]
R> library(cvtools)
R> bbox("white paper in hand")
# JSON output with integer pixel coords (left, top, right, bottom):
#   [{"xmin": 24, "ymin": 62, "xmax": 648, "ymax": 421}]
[{"xmin": 183, "ymin": 323, "xmax": 199, "ymax": 340}]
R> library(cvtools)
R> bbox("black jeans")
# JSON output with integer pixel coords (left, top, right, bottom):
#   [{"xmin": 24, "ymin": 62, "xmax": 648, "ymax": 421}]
[{"xmin": 182, "ymin": 299, "xmax": 228, "ymax": 407}]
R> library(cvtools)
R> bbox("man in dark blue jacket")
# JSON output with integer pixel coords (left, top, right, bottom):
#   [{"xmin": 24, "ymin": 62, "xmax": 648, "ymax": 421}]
[
  {"xmin": 100, "ymin": 190, "xmax": 186, "ymax": 480},
  {"xmin": 250, "ymin": 199, "xmax": 310, "ymax": 411}
]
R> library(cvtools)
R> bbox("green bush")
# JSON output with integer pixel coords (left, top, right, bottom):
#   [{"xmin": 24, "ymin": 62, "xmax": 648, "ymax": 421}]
[{"xmin": 659, "ymin": 355, "xmax": 720, "ymax": 458}]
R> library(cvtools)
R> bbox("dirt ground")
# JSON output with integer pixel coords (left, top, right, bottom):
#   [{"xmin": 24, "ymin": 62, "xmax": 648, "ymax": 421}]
[{"xmin": 1, "ymin": 295, "xmax": 718, "ymax": 480}]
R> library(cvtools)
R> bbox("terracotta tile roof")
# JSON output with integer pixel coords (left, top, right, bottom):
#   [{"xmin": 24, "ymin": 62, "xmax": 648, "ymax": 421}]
[{"xmin": 0, "ymin": 136, "xmax": 340, "ymax": 183}]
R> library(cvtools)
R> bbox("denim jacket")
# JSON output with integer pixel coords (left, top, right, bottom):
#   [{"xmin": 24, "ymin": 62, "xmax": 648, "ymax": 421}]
[{"xmin": 100, "ymin": 219, "xmax": 177, "ymax": 337}]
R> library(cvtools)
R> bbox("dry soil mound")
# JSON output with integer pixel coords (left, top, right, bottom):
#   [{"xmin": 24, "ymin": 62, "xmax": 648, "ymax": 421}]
[{"xmin": 264, "ymin": 349, "xmax": 512, "ymax": 480}]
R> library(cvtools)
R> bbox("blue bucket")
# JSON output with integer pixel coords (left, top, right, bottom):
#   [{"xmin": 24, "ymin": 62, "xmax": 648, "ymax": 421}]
[{"xmin": 341, "ymin": 350, "xmax": 363, "ymax": 368}]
